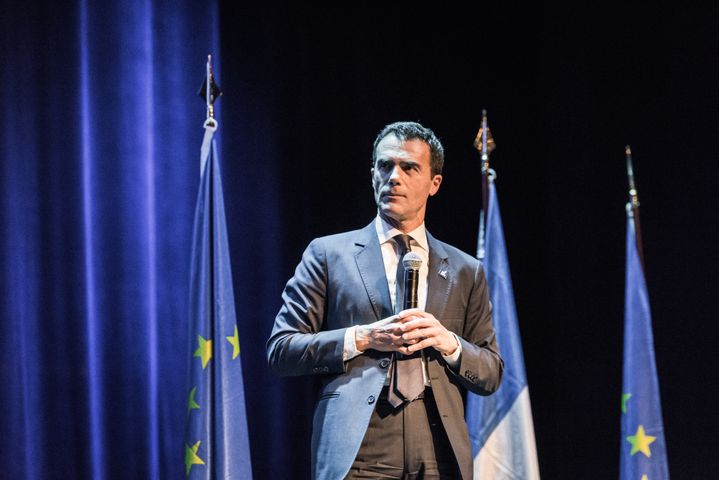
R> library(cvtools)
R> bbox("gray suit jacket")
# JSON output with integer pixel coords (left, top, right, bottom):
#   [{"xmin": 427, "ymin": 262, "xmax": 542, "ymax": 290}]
[{"xmin": 267, "ymin": 222, "xmax": 503, "ymax": 480}]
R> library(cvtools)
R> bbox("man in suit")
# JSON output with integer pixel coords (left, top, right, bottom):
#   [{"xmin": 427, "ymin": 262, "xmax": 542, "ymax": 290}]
[{"xmin": 267, "ymin": 121, "xmax": 503, "ymax": 479}]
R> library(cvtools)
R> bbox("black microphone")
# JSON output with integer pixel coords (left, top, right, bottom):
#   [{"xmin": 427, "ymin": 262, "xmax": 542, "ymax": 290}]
[{"xmin": 402, "ymin": 252, "xmax": 423, "ymax": 309}]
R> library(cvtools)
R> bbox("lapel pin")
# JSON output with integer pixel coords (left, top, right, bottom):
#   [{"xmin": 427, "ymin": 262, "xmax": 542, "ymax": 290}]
[{"xmin": 439, "ymin": 269, "xmax": 448, "ymax": 279}]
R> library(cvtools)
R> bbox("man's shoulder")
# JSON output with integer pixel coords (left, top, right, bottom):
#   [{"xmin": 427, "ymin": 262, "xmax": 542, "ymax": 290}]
[{"xmin": 305, "ymin": 223, "xmax": 375, "ymax": 251}]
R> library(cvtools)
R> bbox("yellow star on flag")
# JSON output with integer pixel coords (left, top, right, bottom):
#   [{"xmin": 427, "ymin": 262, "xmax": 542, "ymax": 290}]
[
  {"xmin": 187, "ymin": 386, "xmax": 200, "ymax": 415},
  {"xmin": 626, "ymin": 425, "xmax": 656, "ymax": 457},
  {"xmin": 184, "ymin": 440, "xmax": 205, "ymax": 476},
  {"xmin": 194, "ymin": 335, "xmax": 213, "ymax": 369},
  {"xmin": 226, "ymin": 325, "xmax": 240, "ymax": 359},
  {"xmin": 621, "ymin": 393, "xmax": 632, "ymax": 414}
]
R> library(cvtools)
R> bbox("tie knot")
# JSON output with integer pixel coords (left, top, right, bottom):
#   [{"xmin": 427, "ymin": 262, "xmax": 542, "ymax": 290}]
[{"xmin": 394, "ymin": 234, "xmax": 412, "ymax": 256}]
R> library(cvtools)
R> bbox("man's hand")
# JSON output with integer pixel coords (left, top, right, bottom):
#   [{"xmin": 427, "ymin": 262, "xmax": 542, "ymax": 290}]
[
  {"xmin": 355, "ymin": 315, "xmax": 418, "ymax": 352},
  {"xmin": 395, "ymin": 309, "xmax": 459, "ymax": 356}
]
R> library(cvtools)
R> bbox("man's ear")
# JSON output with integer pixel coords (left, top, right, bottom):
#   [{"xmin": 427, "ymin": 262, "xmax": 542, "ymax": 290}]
[{"xmin": 429, "ymin": 174, "xmax": 443, "ymax": 196}]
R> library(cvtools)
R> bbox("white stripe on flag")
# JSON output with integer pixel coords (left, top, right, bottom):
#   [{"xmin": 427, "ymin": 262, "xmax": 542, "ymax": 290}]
[{"xmin": 474, "ymin": 387, "xmax": 540, "ymax": 480}]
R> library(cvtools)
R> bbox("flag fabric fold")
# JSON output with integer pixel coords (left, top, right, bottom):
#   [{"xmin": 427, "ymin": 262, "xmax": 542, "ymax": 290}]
[
  {"xmin": 183, "ymin": 128, "xmax": 253, "ymax": 479},
  {"xmin": 466, "ymin": 180, "xmax": 540, "ymax": 479},
  {"xmin": 620, "ymin": 211, "xmax": 669, "ymax": 479}
]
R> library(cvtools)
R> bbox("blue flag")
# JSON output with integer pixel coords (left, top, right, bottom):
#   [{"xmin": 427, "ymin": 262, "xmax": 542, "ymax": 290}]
[
  {"xmin": 466, "ymin": 180, "xmax": 540, "ymax": 479},
  {"xmin": 620, "ymin": 211, "xmax": 669, "ymax": 479},
  {"xmin": 184, "ymin": 128, "xmax": 253, "ymax": 479}
]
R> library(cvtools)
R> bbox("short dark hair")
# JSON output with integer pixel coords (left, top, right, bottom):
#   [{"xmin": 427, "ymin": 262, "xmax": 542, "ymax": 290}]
[{"xmin": 372, "ymin": 121, "xmax": 445, "ymax": 176}]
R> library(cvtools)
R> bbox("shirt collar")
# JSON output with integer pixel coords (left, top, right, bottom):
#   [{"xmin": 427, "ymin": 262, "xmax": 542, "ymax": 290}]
[{"xmin": 374, "ymin": 215, "xmax": 428, "ymax": 252}]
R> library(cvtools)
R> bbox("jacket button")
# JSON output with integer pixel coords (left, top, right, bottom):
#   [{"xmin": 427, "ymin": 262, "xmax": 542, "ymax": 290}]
[
  {"xmin": 367, "ymin": 395, "xmax": 375, "ymax": 404},
  {"xmin": 379, "ymin": 359, "xmax": 390, "ymax": 368}
]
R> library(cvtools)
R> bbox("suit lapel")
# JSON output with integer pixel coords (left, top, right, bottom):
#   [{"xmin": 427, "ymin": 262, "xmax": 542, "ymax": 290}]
[
  {"xmin": 354, "ymin": 222, "xmax": 394, "ymax": 322},
  {"xmin": 426, "ymin": 231, "xmax": 451, "ymax": 322}
]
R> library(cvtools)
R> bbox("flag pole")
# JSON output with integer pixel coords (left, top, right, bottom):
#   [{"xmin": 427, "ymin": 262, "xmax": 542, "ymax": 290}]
[
  {"xmin": 620, "ymin": 146, "xmax": 669, "ymax": 479},
  {"xmin": 625, "ymin": 145, "xmax": 644, "ymax": 269},
  {"xmin": 467, "ymin": 112, "xmax": 541, "ymax": 479},
  {"xmin": 199, "ymin": 54, "xmax": 222, "ymax": 173},
  {"xmin": 204, "ymin": 54, "xmax": 220, "ymax": 128},
  {"xmin": 206, "ymin": 55, "xmax": 212, "ymax": 122},
  {"xmin": 473, "ymin": 109, "xmax": 496, "ymax": 260},
  {"xmin": 185, "ymin": 56, "xmax": 254, "ymax": 478}
]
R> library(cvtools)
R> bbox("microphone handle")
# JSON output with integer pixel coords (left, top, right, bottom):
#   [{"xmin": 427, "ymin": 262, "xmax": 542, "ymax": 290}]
[{"xmin": 403, "ymin": 268, "xmax": 420, "ymax": 310}]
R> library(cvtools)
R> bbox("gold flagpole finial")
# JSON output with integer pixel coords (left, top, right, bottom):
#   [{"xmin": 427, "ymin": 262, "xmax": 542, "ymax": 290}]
[
  {"xmin": 473, "ymin": 109, "xmax": 496, "ymax": 174},
  {"xmin": 625, "ymin": 145, "xmax": 645, "ymax": 268},
  {"xmin": 474, "ymin": 109, "xmax": 496, "ymax": 260},
  {"xmin": 199, "ymin": 54, "xmax": 223, "ymax": 127},
  {"xmin": 626, "ymin": 145, "xmax": 639, "ymax": 209}
]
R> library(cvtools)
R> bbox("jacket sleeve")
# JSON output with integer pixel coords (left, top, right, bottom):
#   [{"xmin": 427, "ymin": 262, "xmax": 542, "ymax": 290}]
[
  {"xmin": 266, "ymin": 238, "xmax": 347, "ymax": 377},
  {"xmin": 449, "ymin": 261, "xmax": 504, "ymax": 395}
]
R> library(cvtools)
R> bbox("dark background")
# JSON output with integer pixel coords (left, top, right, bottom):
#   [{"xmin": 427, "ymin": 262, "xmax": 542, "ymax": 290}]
[
  {"xmin": 219, "ymin": 2, "xmax": 719, "ymax": 478},
  {"xmin": 2, "ymin": 1, "xmax": 717, "ymax": 478}
]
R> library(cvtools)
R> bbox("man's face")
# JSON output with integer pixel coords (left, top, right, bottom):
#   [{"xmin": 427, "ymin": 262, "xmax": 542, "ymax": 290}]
[{"xmin": 372, "ymin": 134, "xmax": 442, "ymax": 229}]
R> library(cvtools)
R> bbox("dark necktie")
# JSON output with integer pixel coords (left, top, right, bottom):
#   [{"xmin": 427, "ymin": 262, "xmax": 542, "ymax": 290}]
[{"xmin": 388, "ymin": 234, "xmax": 424, "ymax": 408}]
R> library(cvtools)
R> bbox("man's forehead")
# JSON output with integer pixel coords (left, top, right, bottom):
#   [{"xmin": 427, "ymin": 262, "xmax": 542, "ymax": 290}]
[{"xmin": 375, "ymin": 135, "xmax": 430, "ymax": 160}]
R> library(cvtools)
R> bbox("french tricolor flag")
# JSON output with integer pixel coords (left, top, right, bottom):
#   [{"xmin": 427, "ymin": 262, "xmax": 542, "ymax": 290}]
[{"xmin": 466, "ymin": 180, "xmax": 540, "ymax": 480}]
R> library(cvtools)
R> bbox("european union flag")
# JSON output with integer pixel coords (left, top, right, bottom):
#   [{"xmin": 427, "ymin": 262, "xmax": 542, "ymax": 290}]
[
  {"xmin": 183, "ymin": 126, "xmax": 253, "ymax": 479},
  {"xmin": 620, "ymin": 210, "xmax": 669, "ymax": 479},
  {"xmin": 466, "ymin": 180, "xmax": 540, "ymax": 479}
]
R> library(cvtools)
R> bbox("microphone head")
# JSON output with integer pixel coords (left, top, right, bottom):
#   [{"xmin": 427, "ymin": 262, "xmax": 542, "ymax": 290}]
[{"xmin": 402, "ymin": 252, "xmax": 423, "ymax": 271}]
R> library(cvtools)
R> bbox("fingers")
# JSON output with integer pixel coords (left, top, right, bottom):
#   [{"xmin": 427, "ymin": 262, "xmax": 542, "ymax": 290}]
[
  {"xmin": 396, "ymin": 308, "xmax": 423, "ymax": 322},
  {"xmin": 396, "ymin": 317, "xmax": 455, "ymax": 355},
  {"xmin": 365, "ymin": 328, "xmax": 414, "ymax": 352},
  {"xmin": 398, "ymin": 336, "xmax": 438, "ymax": 354},
  {"xmin": 396, "ymin": 309, "xmax": 438, "ymax": 327},
  {"xmin": 361, "ymin": 311, "xmax": 450, "ymax": 353},
  {"xmin": 397, "ymin": 317, "xmax": 440, "ymax": 335},
  {"xmin": 373, "ymin": 314, "xmax": 400, "ymax": 328},
  {"xmin": 400, "ymin": 325, "xmax": 437, "ymax": 341},
  {"xmin": 401, "ymin": 332, "xmax": 453, "ymax": 354}
]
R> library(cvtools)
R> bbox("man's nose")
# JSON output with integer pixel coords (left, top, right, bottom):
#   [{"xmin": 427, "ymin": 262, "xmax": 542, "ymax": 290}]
[{"xmin": 388, "ymin": 164, "xmax": 402, "ymax": 183}]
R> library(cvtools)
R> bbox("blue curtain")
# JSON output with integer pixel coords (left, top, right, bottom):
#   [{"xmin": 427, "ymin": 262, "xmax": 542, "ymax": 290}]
[{"xmin": 1, "ymin": 1, "xmax": 219, "ymax": 477}]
